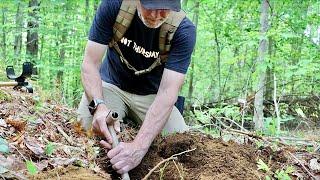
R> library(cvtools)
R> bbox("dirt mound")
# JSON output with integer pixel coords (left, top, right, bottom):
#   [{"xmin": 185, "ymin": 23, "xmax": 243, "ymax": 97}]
[
  {"xmin": 98, "ymin": 132, "xmax": 319, "ymax": 179},
  {"xmin": 129, "ymin": 133, "xmax": 261, "ymax": 179},
  {"xmin": 31, "ymin": 166, "xmax": 108, "ymax": 180}
]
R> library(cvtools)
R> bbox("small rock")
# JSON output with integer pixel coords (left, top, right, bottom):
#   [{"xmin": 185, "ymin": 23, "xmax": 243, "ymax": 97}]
[
  {"xmin": 310, "ymin": 158, "xmax": 320, "ymax": 172},
  {"xmin": 0, "ymin": 118, "xmax": 7, "ymax": 127}
]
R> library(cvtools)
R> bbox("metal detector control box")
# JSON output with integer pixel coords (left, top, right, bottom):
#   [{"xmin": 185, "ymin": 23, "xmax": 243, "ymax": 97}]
[{"xmin": 0, "ymin": 62, "xmax": 34, "ymax": 93}]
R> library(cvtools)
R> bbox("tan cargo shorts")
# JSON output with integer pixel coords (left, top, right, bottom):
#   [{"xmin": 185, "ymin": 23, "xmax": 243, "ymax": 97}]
[{"xmin": 77, "ymin": 82, "xmax": 189, "ymax": 134}]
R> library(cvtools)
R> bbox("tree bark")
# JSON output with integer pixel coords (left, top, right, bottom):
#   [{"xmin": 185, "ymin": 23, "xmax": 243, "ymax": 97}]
[
  {"xmin": 27, "ymin": 0, "xmax": 39, "ymax": 72},
  {"xmin": 85, "ymin": 0, "xmax": 89, "ymax": 22},
  {"xmin": 1, "ymin": 7, "xmax": 7, "ymax": 62},
  {"xmin": 14, "ymin": 1, "xmax": 23, "ymax": 61},
  {"xmin": 265, "ymin": 37, "xmax": 274, "ymax": 100},
  {"xmin": 253, "ymin": 0, "xmax": 269, "ymax": 131},
  {"xmin": 214, "ymin": 29, "xmax": 221, "ymax": 102},
  {"xmin": 187, "ymin": 0, "xmax": 199, "ymax": 109}
]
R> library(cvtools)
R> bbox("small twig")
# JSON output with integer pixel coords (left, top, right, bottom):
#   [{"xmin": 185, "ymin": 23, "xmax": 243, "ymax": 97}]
[
  {"xmin": 142, "ymin": 148, "xmax": 196, "ymax": 180},
  {"xmin": 143, "ymin": 157, "xmax": 177, "ymax": 180},
  {"xmin": 56, "ymin": 171, "xmax": 60, "ymax": 180},
  {"xmin": 172, "ymin": 159, "xmax": 184, "ymax": 179},
  {"xmin": 48, "ymin": 120, "xmax": 74, "ymax": 146},
  {"xmin": 215, "ymin": 116, "xmax": 249, "ymax": 132},
  {"xmin": 11, "ymin": 146, "xmax": 27, "ymax": 161},
  {"xmin": 273, "ymin": 73, "xmax": 281, "ymax": 133},
  {"xmin": 224, "ymin": 128, "xmax": 263, "ymax": 140},
  {"xmin": 288, "ymin": 152, "xmax": 317, "ymax": 179},
  {"xmin": 190, "ymin": 123, "xmax": 223, "ymax": 131}
]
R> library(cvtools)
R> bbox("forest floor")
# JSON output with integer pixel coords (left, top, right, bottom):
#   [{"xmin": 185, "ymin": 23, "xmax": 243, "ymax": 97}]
[{"xmin": 0, "ymin": 88, "xmax": 319, "ymax": 179}]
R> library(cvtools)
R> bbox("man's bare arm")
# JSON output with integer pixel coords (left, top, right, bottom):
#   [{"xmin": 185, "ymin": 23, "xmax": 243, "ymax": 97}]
[
  {"xmin": 81, "ymin": 40, "xmax": 107, "ymax": 101},
  {"xmin": 134, "ymin": 68, "xmax": 185, "ymax": 148},
  {"xmin": 81, "ymin": 40, "xmax": 114, "ymax": 146}
]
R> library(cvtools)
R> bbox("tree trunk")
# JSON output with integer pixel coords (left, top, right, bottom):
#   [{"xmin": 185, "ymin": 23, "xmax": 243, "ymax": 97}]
[
  {"xmin": 253, "ymin": 0, "xmax": 269, "ymax": 131},
  {"xmin": 214, "ymin": 29, "xmax": 221, "ymax": 102},
  {"xmin": 27, "ymin": 0, "xmax": 39, "ymax": 72},
  {"xmin": 57, "ymin": 2, "xmax": 69, "ymax": 95},
  {"xmin": 265, "ymin": 37, "xmax": 274, "ymax": 100},
  {"xmin": 14, "ymin": 1, "xmax": 23, "ymax": 61},
  {"xmin": 187, "ymin": 0, "xmax": 199, "ymax": 109},
  {"xmin": 85, "ymin": 0, "xmax": 89, "ymax": 22},
  {"xmin": 1, "ymin": 7, "xmax": 7, "ymax": 62}
]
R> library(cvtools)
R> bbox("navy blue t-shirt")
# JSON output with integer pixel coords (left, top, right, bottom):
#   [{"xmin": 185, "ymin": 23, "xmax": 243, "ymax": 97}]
[{"xmin": 89, "ymin": 0, "xmax": 196, "ymax": 95}]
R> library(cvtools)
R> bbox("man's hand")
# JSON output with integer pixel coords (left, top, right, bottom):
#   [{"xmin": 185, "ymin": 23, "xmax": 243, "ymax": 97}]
[
  {"xmin": 107, "ymin": 141, "xmax": 148, "ymax": 174},
  {"xmin": 92, "ymin": 104, "xmax": 120, "ymax": 149}
]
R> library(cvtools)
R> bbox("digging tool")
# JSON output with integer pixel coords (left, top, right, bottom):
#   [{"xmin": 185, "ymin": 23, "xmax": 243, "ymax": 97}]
[
  {"xmin": 109, "ymin": 112, "xmax": 130, "ymax": 180},
  {"xmin": 0, "ymin": 62, "xmax": 33, "ymax": 93}
]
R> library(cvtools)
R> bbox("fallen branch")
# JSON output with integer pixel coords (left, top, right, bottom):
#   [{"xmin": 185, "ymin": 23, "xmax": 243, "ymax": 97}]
[
  {"xmin": 48, "ymin": 120, "xmax": 74, "ymax": 146},
  {"xmin": 215, "ymin": 116, "xmax": 249, "ymax": 132},
  {"xmin": 288, "ymin": 152, "xmax": 317, "ymax": 179},
  {"xmin": 142, "ymin": 148, "xmax": 196, "ymax": 180},
  {"xmin": 224, "ymin": 128, "xmax": 264, "ymax": 140},
  {"xmin": 223, "ymin": 128, "xmax": 288, "ymax": 146},
  {"xmin": 269, "ymin": 136, "xmax": 319, "ymax": 142}
]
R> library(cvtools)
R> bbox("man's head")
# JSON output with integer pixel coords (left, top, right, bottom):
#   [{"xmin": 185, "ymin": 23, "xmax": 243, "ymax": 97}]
[{"xmin": 137, "ymin": 0, "xmax": 181, "ymax": 28}]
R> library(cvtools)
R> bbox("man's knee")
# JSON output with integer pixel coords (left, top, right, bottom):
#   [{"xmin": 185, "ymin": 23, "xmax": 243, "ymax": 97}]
[
  {"xmin": 162, "ymin": 107, "xmax": 189, "ymax": 134},
  {"xmin": 77, "ymin": 93, "xmax": 93, "ymax": 131}
]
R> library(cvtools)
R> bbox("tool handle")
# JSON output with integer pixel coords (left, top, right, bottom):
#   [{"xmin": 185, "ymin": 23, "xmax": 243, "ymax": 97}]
[
  {"xmin": 108, "ymin": 125, "xmax": 119, "ymax": 148},
  {"xmin": 108, "ymin": 112, "xmax": 130, "ymax": 180},
  {"xmin": 0, "ymin": 82, "xmax": 18, "ymax": 87}
]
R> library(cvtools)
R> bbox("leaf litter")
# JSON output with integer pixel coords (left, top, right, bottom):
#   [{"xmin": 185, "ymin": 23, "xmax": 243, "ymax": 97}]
[{"xmin": 0, "ymin": 87, "xmax": 319, "ymax": 179}]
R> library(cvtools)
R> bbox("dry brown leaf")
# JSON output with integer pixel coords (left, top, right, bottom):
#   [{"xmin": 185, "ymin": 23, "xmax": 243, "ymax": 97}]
[
  {"xmin": 36, "ymin": 160, "xmax": 49, "ymax": 171},
  {"xmin": 24, "ymin": 137, "xmax": 44, "ymax": 155},
  {"xmin": 10, "ymin": 133, "xmax": 24, "ymax": 143},
  {"xmin": 87, "ymin": 128, "xmax": 95, "ymax": 138},
  {"xmin": 292, "ymin": 170, "xmax": 305, "ymax": 179},
  {"xmin": 0, "ymin": 154, "xmax": 25, "ymax": 172},
  {"xmin": 73, "ymin": 121, "xmax": 86, "ymax": 135},
  {"xmin": 72, "ymin": 121, "xmax": 95, "ymax": 138},
  {"xmin": 5, "ymin": 118, "xmax": 27, "ymax": 132},
  {"xmin": 49, "ymin": 157, "xmax": 77, "ymax": 167}
]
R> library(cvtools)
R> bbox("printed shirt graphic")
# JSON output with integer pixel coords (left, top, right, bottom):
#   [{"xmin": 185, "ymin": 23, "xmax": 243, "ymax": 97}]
[{"xmin": 89, "ymin": 0, "xmax": 196, "ymax": 95}]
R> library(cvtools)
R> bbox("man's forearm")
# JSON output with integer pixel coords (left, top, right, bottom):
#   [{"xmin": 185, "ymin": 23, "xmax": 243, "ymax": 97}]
[
  {"xmin": 81, "ymin": 41, "xmax": 108, "ymax": 101},
  {"xmin": 134, "ymin": 92, "xmax": 176, "ymax": 148},
  {"xmin": 81, "ymin": 60, "xmax": 104, "ymax": 101}
]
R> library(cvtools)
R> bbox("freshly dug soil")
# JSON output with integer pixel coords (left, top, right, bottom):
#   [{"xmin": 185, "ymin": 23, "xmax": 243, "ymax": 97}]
[
  {"xmin": 31, "ymin": 166, "xmax": 109, "ymax": 180},
  {"xmin": 99, "ymin": 132, "xmax": 301, "ymax": 179},
  {"xmin": 129, "ymin": 133, "xmax": 264, "ymax": 179}
]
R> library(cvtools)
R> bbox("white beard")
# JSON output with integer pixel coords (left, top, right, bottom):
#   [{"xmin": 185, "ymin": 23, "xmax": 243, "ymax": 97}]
[{"xmin": 137, "ymin": 9, "xmax": 169, "ymax": 29}]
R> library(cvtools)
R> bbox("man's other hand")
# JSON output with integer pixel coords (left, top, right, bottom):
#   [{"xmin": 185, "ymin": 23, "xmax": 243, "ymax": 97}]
[
  {"xmin": 92, "ymin": 104, "xmax": 120, "ymax": 149},
  {"xmin": 107, "ymin": 141, "xmax": 148, "ymax": 174}
]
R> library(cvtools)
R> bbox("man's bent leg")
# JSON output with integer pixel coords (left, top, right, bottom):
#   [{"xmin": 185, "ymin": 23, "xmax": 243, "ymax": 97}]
[
  {"xmin": 162, "ymin": 106, "xmax": 189, "ymax": 134},
  {"xmin": 129, "ymin": 94, "xmax": 189, "ymax": 134},
  {"xmin": 77, "ymin": 93, "xmax": 93, "ymax": 131}
]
